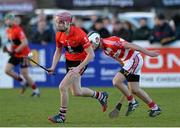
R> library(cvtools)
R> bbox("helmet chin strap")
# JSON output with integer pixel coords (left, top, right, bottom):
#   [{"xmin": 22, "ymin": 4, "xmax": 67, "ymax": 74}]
[{"xmin": 94, "ymin": 41, "xmax": 101, "ymax": 51}]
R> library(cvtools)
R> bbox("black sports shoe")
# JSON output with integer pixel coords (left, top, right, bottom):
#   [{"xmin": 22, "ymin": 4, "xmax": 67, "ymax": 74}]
[
  {"xmin": 48, "ymin": 114, "xmax": 65, "ymax": 123},
  {"xmin": 149, "ymin": 107, "xmax": 161, "ymax": 117},
  {"xmin": 99, "ymin": 92, "xmax": 108, "ymax": 112},
  {"xmin": 31, "ymin": 92, "xmax": 40, "ymax": 97},
  {"xmin": 125, "ymin": 100, "xmax": 139, "ymax": 116}
]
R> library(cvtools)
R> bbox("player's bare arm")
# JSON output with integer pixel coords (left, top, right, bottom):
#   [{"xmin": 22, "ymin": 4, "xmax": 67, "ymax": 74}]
[
  {"xmin": 71, "ymin": 46, "xmax": 95, "ymax": 74},
  {"xmin": 80, "ymin": 46, "xmax": 95, "ymax": 68},
  {"xmin": 14, "ymin": 38, "xmax": 28, "ymax": 53},
  {"xmin": 124, "ymin": 43, "xmax": 160, "ymax": 57},
  {"xmin": 48, "ymin": 47, "xmax": 62, "ymax": 74}
]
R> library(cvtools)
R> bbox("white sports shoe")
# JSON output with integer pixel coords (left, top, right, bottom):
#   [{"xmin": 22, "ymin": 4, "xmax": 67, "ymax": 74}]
[{"xmin": 31, "ymin": 88, "xmax": 40, "ymax": 97}]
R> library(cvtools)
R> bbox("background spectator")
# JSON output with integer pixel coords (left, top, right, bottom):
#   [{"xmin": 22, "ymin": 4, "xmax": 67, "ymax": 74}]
[
  {"xmin": 150, "ymin": 13, "xmax": 175, "ymax": 45},
  {"xmin": 31, "ymin": 19, "xmax": 52, "ymax": 45},
  {"xmin": 123, "ymin": 21, "xmax": 133, "ymax": 42},
  {"xmin": 112, "ymin": 21, "xmax": 124, "ymax": 37},
  {"xmin": 91, "ymin": 18, "xmax": 110, "ymax": 38},
  {"xmin": 112, "ymin": 21, "xmax": 133, "ymax": 42},
  {"xmin": 103, "ymin": 17, "xmax": 113, "ymax": 34},
  {"xmin": 133, "ymin": 18, "xmax": 151, "ymax": 40},
  {"xmin": 172, "ymin": 13, "xmax": 180, "ymax": 40},
  {"xmin": 73, "ymin": 17, "xmax": 88, "ymax": 33}
]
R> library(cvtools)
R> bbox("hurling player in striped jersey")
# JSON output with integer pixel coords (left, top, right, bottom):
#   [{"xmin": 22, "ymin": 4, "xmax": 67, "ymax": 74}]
[{"xmin": 88, "ymin": 31, "xmax": 161, "ymax": 117}]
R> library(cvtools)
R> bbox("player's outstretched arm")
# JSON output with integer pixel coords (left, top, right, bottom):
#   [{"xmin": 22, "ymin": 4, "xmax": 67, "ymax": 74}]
[
  {"xmin": 124, "ymin": 43, "xmax": 160, "ymax": 57},
  {"xmin": 48, "ymin": 47, "xmax": 62, "ymax": 74}
]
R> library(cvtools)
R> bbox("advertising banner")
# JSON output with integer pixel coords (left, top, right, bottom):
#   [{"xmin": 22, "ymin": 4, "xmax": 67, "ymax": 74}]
[
  {"xmin": 141, "ymin": 47, "xmax": 180, "ymax": 87},
  {"xmin": 0, "ymin": 0, "xmax": 36, "ymax": 12},
  {"xmin": 1, "ymin": 42, "xmax": 180, "ymax": 88},
  {"xmin": 16, "ymin": 44, "xmax": 180, "ymax": 88},
  {"xmin": 55, "ymin": 0, "xmax": 180, "ymax": 9}
]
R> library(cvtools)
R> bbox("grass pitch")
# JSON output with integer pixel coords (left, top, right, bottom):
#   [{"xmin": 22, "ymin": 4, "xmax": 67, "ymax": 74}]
[{"xmin": 0, "ymin": 87, "xmax": 180, "ymax": 127}]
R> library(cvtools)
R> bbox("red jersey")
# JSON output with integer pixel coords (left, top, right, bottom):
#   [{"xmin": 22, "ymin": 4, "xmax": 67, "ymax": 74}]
[
  {"xmin": 102, "ymin": 36, "xmax": 137, "ymax": 61},
  {"xmin": 56, "ymin": 26, "xmax": 91, "ymax": 61},
  {"xmin": 6, "ymin": 24, "xmax": 30, "ymax": 58}
]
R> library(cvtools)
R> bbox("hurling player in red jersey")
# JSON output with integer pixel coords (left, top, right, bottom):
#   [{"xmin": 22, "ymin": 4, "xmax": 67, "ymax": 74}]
[
  {"xmin": 47, "ymin": 12, "xmax": 108, "ymax": 123},
  {"xmin": 88, "ymin": 32, "xmax": 161, "ymax": 117},
  {"xmin": 3, "ymin": 13, "xmax": 40, "ymax": 97}
]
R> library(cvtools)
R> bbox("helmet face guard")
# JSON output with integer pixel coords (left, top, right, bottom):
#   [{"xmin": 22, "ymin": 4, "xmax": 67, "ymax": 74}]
[
  {"xmin": 4, "ymin": 13, "xmax": 15, "ymax": 21},
  {"xmin": 88, "ymin": 31, "xmax": 101, "ymax": 50},
  {"xmin": 4, "ymin": 13, "xmax": 15, "ymax": 27},
  {"xmin": 55, "ymin": 12, "xmax": 72, "ymax": 32}
]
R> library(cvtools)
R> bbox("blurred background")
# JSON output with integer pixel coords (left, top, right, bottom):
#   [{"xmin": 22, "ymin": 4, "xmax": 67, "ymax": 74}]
[{"xmin": 0, "ymin": 0, "xmax": 180, "ymax": 88}]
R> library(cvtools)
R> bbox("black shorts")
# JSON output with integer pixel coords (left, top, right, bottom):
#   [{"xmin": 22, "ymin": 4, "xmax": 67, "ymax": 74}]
[
  {"xmin": 119, "ymin": 68, "xmax": 140, "ymax": 82},
  {"xmin": 8, "ymin": 56, "xmax": 30, "ymax": 68},
  {"xmin": 65, "ymin": 59, "xmax": 88, "ymax": 75}
]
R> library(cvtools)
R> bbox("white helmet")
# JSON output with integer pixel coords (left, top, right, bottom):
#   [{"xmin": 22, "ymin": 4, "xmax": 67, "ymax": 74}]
[{"xmin": 88, "ymin": 31, "xmax": 101, "ymax": 50}]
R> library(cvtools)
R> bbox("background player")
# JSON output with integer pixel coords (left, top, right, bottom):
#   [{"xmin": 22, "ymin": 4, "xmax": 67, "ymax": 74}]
[
  {"xmin": 47, "ymin": 12, "xmax": 108, "ymax": 123},
  {"xmin": 3, "ymin": 13, "xmax": 40, "ymax": 97},
  {"xmin": 88, "ymin": 31, "xmax": 161, "ymax": 117}
]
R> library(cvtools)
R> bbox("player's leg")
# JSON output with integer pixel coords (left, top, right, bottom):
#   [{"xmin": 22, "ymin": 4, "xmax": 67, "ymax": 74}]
[
  {"xmin": 70, "ymin": 72, "xmax": 108, "ymax": 112},
  {"xmin": 68, "ymin": 60, "xmax": 108, "ymax": 112},
  {"xmin": 109, "ymin": 79, "xmax": 134, "ymax": 118},
  {"xmin": 112, "ymin": 72, "xmax": 138, "ymax": 116},
  {"xmin": 129, "ymin": 54, "xmax": 161, "ymax": 117},
  {"xmin": 48, "ymin": 60, "xmax": 81, "ymax": 123},
  {"xmin": 20, "ymin": 67, "xmax": 40, "ymax": 97},
  {"xmin": 5, "ymin": 63, "xmax": 19, "ymax": 80},
  {"xmin": 113, "ymin": 72, "xmax": 136, "ymax": 103},
  {"xmin": 48, "ymin": 71, "xmax": 74, "ymax": 123},
  {"xmin": 20, "ymin": 58, "xmax": 40, "ymax": 97},
  {"xmin": 70, "ymin": 73, "xmax": 94, "ymax": 96},
  {"xmin": 5, "ymin": 57, "xmax": 28, "ymax": 94},
  {"xmin": 130, "ymin": 82, "xmax": 152, "ymax": 103},
  {"xmin": 130, "ymin": 82, "xmax": 161, "ymax": 117}
]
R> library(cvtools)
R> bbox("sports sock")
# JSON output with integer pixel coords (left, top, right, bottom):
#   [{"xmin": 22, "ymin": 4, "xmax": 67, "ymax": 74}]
[
  {"xmin": 93, "ymin": 91, "xmax": 104, "ymax": 100},
  {"xmin": 148, "ymin": 101, "xmax": 158, "ymax": 110},
  {"xmin": 59, "ymin": 106, "xmax": 67, "ymax": 120},
  {"xmin": 32, "ymin": 83, "xmax": 39, "ymax": 94},
  {"xmin": 127, "ymin": 95, "xmax": 136, "ymax": 104},
  {"xmin": 31, "ymin": 83, "xmax": 37, "ymax": 90}
]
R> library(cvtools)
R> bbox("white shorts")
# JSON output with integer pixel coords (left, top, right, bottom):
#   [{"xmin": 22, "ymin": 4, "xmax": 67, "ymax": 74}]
[{"xmin": 123, "ymin": 52, "xmax": 143, "ymax": 75}]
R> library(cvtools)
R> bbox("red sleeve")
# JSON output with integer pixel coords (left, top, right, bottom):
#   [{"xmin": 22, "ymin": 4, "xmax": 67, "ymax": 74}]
[
  {"xmin": 78, "ymin": 28, "xmax": 91, "ymax": 49},
  {"xmin": 55, "ymin": 32, "xmax": 63, "ymax": 48},
  {"xmin": 15, "ymin": 27, "xmax": 26, "ymax": 40}
]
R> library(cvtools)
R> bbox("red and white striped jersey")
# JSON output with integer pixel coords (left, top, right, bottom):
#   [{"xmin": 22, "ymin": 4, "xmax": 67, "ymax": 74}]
[{"xmin": 102, "ymin": 36, "xmax": 138, "ymax": 61}]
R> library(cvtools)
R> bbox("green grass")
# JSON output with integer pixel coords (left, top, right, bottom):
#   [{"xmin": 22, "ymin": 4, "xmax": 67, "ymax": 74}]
[{"xmin": 0, "ymin": 87, "xmax": 180, "ymax": 127}]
